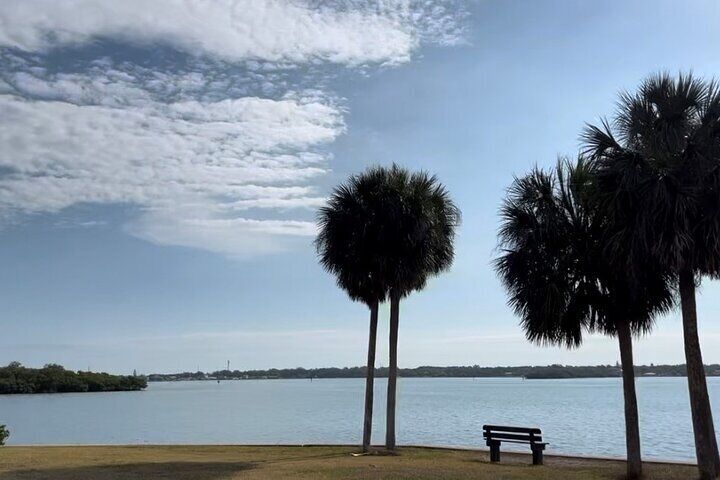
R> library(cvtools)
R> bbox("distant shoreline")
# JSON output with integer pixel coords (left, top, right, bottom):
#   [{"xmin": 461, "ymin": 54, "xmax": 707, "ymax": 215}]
[
  {"xmin": 146, "ymin": 375, "xmax": 707, "ymax": 382},
  {"xmin": 147, "ymin": 364, "xmax": 720, "ymax": 382}
]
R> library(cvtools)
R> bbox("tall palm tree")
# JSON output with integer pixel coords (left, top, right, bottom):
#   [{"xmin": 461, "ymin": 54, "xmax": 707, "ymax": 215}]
[
  {"xmin": 495, "ymin": 160, "xmax": 674, "ymax": 479},
  {"xmin": 379, "ymin": 165, "xmax": 461, "ymax": 451},
  {"xmin": 315, "ymin": 169, "xmax": 392, "ymax": 453},
  {"xmin": 583, "ymin": 73, "xmax": 720, "ymax": 479}
]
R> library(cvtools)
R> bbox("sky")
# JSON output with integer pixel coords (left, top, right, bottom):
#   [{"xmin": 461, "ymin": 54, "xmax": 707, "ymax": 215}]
[{"xmin": 2, "ymin": 0, "xmax": 720, "ymax": 375}]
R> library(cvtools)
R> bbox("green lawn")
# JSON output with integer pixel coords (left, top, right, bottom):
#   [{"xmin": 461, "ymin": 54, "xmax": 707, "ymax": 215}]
[{"xmin": 0, "ymin": 445, "xmax": 695, "ymax": 479}]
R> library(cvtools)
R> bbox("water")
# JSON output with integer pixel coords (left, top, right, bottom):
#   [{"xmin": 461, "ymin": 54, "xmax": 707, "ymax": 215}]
[{"xmin": 1, "ymin": 377, "xmax": 718, "ymax": 461}]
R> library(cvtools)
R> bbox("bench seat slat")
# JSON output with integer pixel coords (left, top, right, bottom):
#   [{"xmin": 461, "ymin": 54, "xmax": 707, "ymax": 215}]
[
  {"xmin": 487, "ymin": 439, "xmax": 547, "ymax": 446},
  {"xmin": 483, "ymin": 425, "xmax": 541, "ymax": 434},
  {"xmin": 484, "ymin": 432, "xmax": 541, "ymax": 442}
]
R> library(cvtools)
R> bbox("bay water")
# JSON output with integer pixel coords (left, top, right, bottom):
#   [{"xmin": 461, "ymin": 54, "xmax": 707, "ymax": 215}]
[{"xmin": 2, "ymin": 377, "xmax": 718, "ymax": 461}]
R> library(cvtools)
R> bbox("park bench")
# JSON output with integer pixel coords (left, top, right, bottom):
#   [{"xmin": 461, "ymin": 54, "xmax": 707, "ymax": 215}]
[{"xmin": 482, "ymin": 424, "xmax": 547, "ymax": 465}]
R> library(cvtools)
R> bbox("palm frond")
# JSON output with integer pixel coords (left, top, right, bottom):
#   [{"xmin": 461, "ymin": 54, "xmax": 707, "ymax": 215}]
[
  {"xmin": 495, "ymin": 157, "xmax": 674, "ymax": 347},
  {"xmin": 317, "ymin": 165, "xmax": 460, "ymax": 304},
  {"xmin": 585, "ymin": 72, "xmax": 720, "ymax": 277}
]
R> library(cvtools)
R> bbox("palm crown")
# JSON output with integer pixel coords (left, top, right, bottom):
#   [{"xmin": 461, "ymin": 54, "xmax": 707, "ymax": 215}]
[
  {"xmin": 582, "ymin": 73, "xmax": 720, "ymax": 276},
  {"xmin": 382, "ymin": 165, "xmax": 461, "ymax": 297},
  {"xmin": 317, "ymin": 164, "xmax": 460, "ymax": 304},
  {"xmin": 496, "ymin": 159, "xmax": 673, "ymax": 348},
  {"xmin": 316, "ymin": 167, "xmax": 391, "ymax": 305}
]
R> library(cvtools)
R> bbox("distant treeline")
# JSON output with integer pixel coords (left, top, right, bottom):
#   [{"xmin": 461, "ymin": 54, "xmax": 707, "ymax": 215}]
[
  {"xmin": 0, "ymin": 362, "xmax": 147, "ymax": 394},
  {"xmin": 148, "ymin": 363, "xmax": 720, "ymax": 382}
]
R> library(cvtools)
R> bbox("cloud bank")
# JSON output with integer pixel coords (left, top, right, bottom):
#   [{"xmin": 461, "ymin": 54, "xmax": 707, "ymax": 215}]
[
  {"xmin": 0, "ymin": 0, "xmax": 465, "ymax": 256},
  {"xmin": 0, "ymin": 0, "xmax": 464, "ymax": 65}
]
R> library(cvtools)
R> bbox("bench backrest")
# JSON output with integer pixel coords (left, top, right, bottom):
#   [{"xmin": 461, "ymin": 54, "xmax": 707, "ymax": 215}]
[{"xmin": 483, "ymin": 425, "xmax": 542, "ymax": 444}]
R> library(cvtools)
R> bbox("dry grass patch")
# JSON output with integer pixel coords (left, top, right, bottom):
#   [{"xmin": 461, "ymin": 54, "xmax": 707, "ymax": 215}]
[{"xmin": 0, "ymin": 445, "xmax": 695, "ymax": 479}]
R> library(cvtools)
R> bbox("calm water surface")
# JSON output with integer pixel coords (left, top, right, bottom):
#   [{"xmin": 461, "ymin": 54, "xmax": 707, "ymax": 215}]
[{"xmin": 1, "ymin": 377, "xmax": 718, "ymax": 461}]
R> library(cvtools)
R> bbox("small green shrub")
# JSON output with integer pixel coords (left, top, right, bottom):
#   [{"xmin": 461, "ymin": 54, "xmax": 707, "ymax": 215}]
[{"xmin": 0, "ymin": 425, "xmax": 9, "ymax": 446}]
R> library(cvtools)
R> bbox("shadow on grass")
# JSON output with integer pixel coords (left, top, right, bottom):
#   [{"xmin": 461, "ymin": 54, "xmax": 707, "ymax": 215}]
[
  {"xmin": 0, "ymin": 461, "xmax": 255, "ymax": 480},
  {"xmin": 252, "ymin": 450, "xmax": 350, "ymax": 465}
]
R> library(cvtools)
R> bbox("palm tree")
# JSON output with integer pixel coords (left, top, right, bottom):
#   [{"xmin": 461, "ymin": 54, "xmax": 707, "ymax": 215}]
[
  {"xmin": 379, "ymin": 165, "xmax": 461, "ymax": 451},
  {"xmin": 495, "ymin": 160, "xmax": 674, "ymax": 479},
  {"xmin": 315, "ymin": 169, "xmax": 392, "ymax": 453},
  {"xmin": 583, "ymin": 73, "xmax": 720, "ymax": 479},
  {"xmin": 317, "ymin": 165, "xmax": 460, "ymax": 453}
]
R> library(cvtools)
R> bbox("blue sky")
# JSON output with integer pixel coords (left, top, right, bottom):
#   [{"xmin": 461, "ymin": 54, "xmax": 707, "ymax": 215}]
[{"xmin": 2, "ymin": 0, "xmax": 720, "ymax": 374}]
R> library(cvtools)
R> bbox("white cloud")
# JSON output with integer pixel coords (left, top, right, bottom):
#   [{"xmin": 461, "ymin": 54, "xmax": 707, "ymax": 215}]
[
  {"xmin": 0, "ymin": 0, "xmax": 464, "ymax": 66},
  {"xmin": 0, "ymin": 84, "xmax": 342, "ymax": 254},
  {"xmin": 127, "ymin": 209, "xmax": 318, "ymax": 258},
  {"xmin": 0, "ymin": 63, "xmax": 341, "ymax": 257},
  {"xmin": 0, "ymin": 1, "xmax": 465, "ymax": 257}
]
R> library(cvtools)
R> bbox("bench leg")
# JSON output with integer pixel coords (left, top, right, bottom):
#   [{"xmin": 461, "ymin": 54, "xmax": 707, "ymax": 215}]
[
  {"xmin": 489, "ymin": 441, "xmax": 500, "ymax": 462},
  {"xmin": 531, "ymin": 446, "xmax": 544, "ymax": 465}
]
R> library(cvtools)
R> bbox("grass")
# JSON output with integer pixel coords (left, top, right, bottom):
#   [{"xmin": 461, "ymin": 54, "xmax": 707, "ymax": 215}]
[{"xmin": 0, "ymin": 445, "xmax": 695, "ymax": 479}]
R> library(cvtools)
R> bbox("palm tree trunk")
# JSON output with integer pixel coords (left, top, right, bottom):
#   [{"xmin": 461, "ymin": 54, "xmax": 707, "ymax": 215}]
[
  {"xmin": 362, "ymin": 300, "xmax": 379, "ymax": 453},
  {"xmin": 386, "ymin": 292, "xmax": 400, "ymax": 451},
  {"xmin": 679, "ymin": 268, "xmax": 718, "ymax": 479},
  {"xmin": 714, "ymin": 435, "xmax": 720, "ymax": 479},
  {"xmin": 617, "ymin": 320, "xmax": 642, "ymax": 479},
  {"xmin": 714, "ymin": 430, "xmax": 720, "ymax": 477}
]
